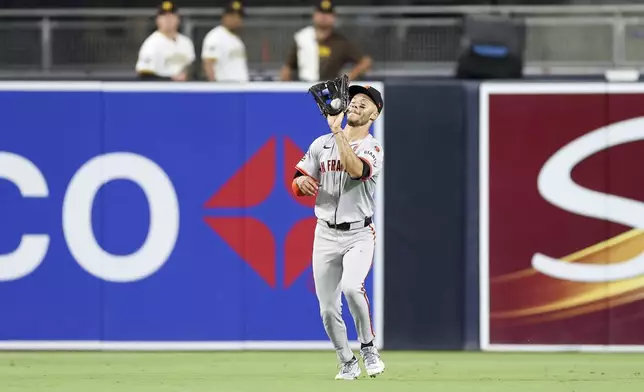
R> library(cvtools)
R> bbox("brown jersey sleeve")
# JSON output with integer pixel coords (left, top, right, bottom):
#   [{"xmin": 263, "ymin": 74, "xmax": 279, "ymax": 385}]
[
  {"xmin": 343, "ymin": 36, "xmax": 365, "ymax": 64},
  {"xmin": 285, "ymin": 39, "xmax": 298, "ymax": 69}
]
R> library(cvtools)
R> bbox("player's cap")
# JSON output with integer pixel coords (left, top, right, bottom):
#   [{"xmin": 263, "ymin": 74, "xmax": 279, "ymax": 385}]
[
  {"xmin": 315, "ymin": 0, "xmax": 335, "ymax": 14},
  {"xmin": 349, "ymin": 84, "xmax": 384, "ymax": 113},
  {"xmin": 157, "ymin": 1, "xmax": 178, "ymax": 15},
  {"xmin": 224, "ymin": 1, "xmax": 246, "ymax": 16}
]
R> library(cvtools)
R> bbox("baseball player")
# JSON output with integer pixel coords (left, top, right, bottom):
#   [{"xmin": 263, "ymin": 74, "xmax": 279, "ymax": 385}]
[
  {"xmin": 135, "ymin": 1, "xmax": 195, "ymax": 81},
  {"xmin": 201, "ymin": 1, "xmax": 249, "ymax": 82},
  {"xmin": 291, "ymin": 84, "xmax": 385, "ymax": 380}
]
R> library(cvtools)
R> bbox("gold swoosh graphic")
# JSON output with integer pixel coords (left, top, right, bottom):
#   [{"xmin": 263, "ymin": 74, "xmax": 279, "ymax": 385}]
[
  {"xmin": 490, "ymin": 228, "xmax": 644, "ymax": 324},
  {"xmin": 503, "ymin": 288, "xmax": 644, "ymax": 326},
  {"xmin": 491, "ymin": 229, "xmax": 644, "ymax": 283}
]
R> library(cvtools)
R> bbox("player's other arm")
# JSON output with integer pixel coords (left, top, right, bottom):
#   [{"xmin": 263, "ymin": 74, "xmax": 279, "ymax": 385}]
[
  {"xmin": 292, "ymin": 171, "xmax": 318, "ymax": 196},
  {"xmin": 292, "ymin": 140, "xmax": 321, "ymax": 197},
  {"xmin": 344, "ymin": 39, "xmax": 372, "ymax": 81},
  {"xmin": 355, "ymin": 143, "xmax": 383, "ymax": 181},
  {"xmin": 347, "ymin": 56, "xmax": 372, "ymax": 82},
  {"xmin": 202, "ymin": 32, "xmax": 220, "ymax": 81},
  {"xmin": 176, "ymin": 38, "xmax": 196, "ymax": 81},
  {"xmin": 280, "ymin": 40, "xmax": 298, "ymax": 81},
  {"xmin": 202, "ymin": 59, "xmax": 216, "ymax": 81}
]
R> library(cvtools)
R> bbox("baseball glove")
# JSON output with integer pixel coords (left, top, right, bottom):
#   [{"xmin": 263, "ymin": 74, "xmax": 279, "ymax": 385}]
[{"xmin": 308, "ymin": 74, "xmax": 350, "ymax": 116}]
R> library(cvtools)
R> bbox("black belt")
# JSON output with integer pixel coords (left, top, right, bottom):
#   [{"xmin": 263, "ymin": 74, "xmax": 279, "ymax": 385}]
[{"xmin": 326, "ymin": 217, "xmax": 372, "ymax": 231}]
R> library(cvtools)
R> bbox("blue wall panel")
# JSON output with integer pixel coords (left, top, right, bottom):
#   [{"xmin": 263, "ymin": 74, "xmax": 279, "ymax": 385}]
[
  {"xmin": 0, "ymin": 91, "xmax": 103, "ymax": 340},
  {"xmin": 0, "ymin": 84, "xmax": 379, "ymax": 346}
]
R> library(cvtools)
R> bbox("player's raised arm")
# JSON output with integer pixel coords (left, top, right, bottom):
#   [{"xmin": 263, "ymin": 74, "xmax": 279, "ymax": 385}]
[
  {"xmin": 331, "ymin": 83, "xmax": 383, "ymax": 180},
  {"xmin": 328, "ymin": 112, "xmax": 365, "ymax": 179}
]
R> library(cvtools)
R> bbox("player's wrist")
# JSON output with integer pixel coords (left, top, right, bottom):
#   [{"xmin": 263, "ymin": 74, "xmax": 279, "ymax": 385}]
[{"xmin": 291, "ymin": 177, "xmax": 306, "ymax": 196}]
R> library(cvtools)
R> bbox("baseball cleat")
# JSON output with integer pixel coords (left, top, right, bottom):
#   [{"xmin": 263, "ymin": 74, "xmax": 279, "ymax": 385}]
[
  {"xmin": 360, "ymin": 346, "xmax": 385, "ymax": 378},
  {"xmin": 335, "ymin": 357, "xmax": 361, "ymax": 380}
]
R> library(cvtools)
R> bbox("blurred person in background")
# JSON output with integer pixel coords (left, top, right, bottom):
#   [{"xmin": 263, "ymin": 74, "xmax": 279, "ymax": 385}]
[
  {"xmin": 280, "ymin": 0, "xmax": 372, "ymax": 82},
  {"xmin": 135, "ymin": 1, "xmax": 195, "ymax": 81},
  {"xmin": 201, "ymin": 1, "xmax": 249, "ymax": 82}
]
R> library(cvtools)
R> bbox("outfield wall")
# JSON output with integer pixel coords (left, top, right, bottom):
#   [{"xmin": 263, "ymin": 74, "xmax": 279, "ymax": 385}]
[
  {"xmin": 0, "ymin": 82, "xmax": 384, "ymax": 350},
  {"xmin": 2, "ymin": 80, "xmax": 644, "ymax": 352}
]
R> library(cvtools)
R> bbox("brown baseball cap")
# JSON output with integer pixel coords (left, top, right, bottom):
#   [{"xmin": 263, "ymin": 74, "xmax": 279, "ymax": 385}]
[
  {"xmin": 224, "ymin": 0, "xmax": 245, "ymax": 16},
  {"xmin": 157, "ymin": 1, "xmax": 178, "ymax": 15},
  {"xmin": 316, "ymin": 0, "xmax": 335, "ymax": 14}
]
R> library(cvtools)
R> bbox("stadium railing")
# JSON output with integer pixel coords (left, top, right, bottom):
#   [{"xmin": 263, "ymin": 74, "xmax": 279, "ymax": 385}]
[{"xmin": 1, "ymin": 5, "xmax": 644, "ymax": 80}]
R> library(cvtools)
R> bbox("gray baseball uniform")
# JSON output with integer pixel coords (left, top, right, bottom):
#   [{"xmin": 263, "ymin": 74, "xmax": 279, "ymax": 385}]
[{"xmin": 296, "ymin": 132, "xmax": 383, "ymax": 363}]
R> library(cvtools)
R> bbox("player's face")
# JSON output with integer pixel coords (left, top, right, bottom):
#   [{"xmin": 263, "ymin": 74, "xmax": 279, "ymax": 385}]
[
  {"xmin": 313, "ymin": 11, "xmax": 335, "ymax": 30},
  {"xmin": 156, "ymin": 13, "xmax": 180, "ymax": 33},
  {"xmin": 224, "ymin": 13, "xmax": 244, "ymax": 30},
  {"xmin": 346, "ymin": 94, "xmax": 377, "ymax": 127}
]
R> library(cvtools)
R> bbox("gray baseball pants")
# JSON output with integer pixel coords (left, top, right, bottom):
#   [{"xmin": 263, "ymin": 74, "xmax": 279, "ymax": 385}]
[{"xmin": 312, "ymin": 219, "xmax": 376, "ymax": 363}]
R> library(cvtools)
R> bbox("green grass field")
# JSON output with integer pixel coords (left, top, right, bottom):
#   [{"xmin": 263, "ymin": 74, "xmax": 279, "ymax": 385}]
[{"xmin": 1, "ymin": 351, "xmax": 643, "ymax": 392}]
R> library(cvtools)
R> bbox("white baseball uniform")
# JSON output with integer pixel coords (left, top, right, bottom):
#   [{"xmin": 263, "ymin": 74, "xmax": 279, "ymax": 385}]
[
  {"xmin": 201, "ymin": 25, "xmax": 249, "ymax": 82},
  {"xmin": 135, "ymin": 31, "xmax": 195, "ymax": 78},
  {"xmin": 296, "ymin": 132, "xmax": 383, "ymax": 363}
]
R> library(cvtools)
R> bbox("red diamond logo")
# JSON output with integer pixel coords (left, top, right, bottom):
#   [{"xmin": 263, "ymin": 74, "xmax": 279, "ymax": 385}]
[{"xmin": 203, "ymin": 136, "xmax": 317, "ymax": 290}]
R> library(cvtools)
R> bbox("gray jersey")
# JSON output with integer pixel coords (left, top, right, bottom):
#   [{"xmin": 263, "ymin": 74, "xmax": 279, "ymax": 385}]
[{"xmin": 296, "ymin": 133, "xmax": 383, "ymax": 224}]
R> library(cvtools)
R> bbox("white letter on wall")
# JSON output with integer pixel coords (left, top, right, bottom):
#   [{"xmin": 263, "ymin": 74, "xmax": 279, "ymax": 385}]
[
  {"xmin": 533, "ymin": 117, "xmax": 644, "ymax": 282},
  {"xmin": 63, "ymin": 152, "xmax": 179, "ymax": 283},
  {"xmin": 0, "ymin": 152, "xmax": 50, "ymax": 281}
]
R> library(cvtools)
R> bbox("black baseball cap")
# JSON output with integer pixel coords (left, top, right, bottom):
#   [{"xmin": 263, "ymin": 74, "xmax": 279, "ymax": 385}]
[
  {"xmin": 349, "ymin": 84, "xmax": 384, "ymax": 113},
  {"xmin": 316, "ymin": 0, "xmax": 335, "ymax": 14},
  {"xmin": 157, "ymin": 1, "xmax": 178, "ymax": 15},
  {"xmin": 224, "ymin": 0, "xmax": 245, "ymax": 16}
]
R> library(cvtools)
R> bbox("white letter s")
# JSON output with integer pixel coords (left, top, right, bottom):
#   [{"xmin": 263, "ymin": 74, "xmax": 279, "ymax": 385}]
[{"xmin": 533, "ymin": 117, "xmax": 644, "ymax": 282}]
